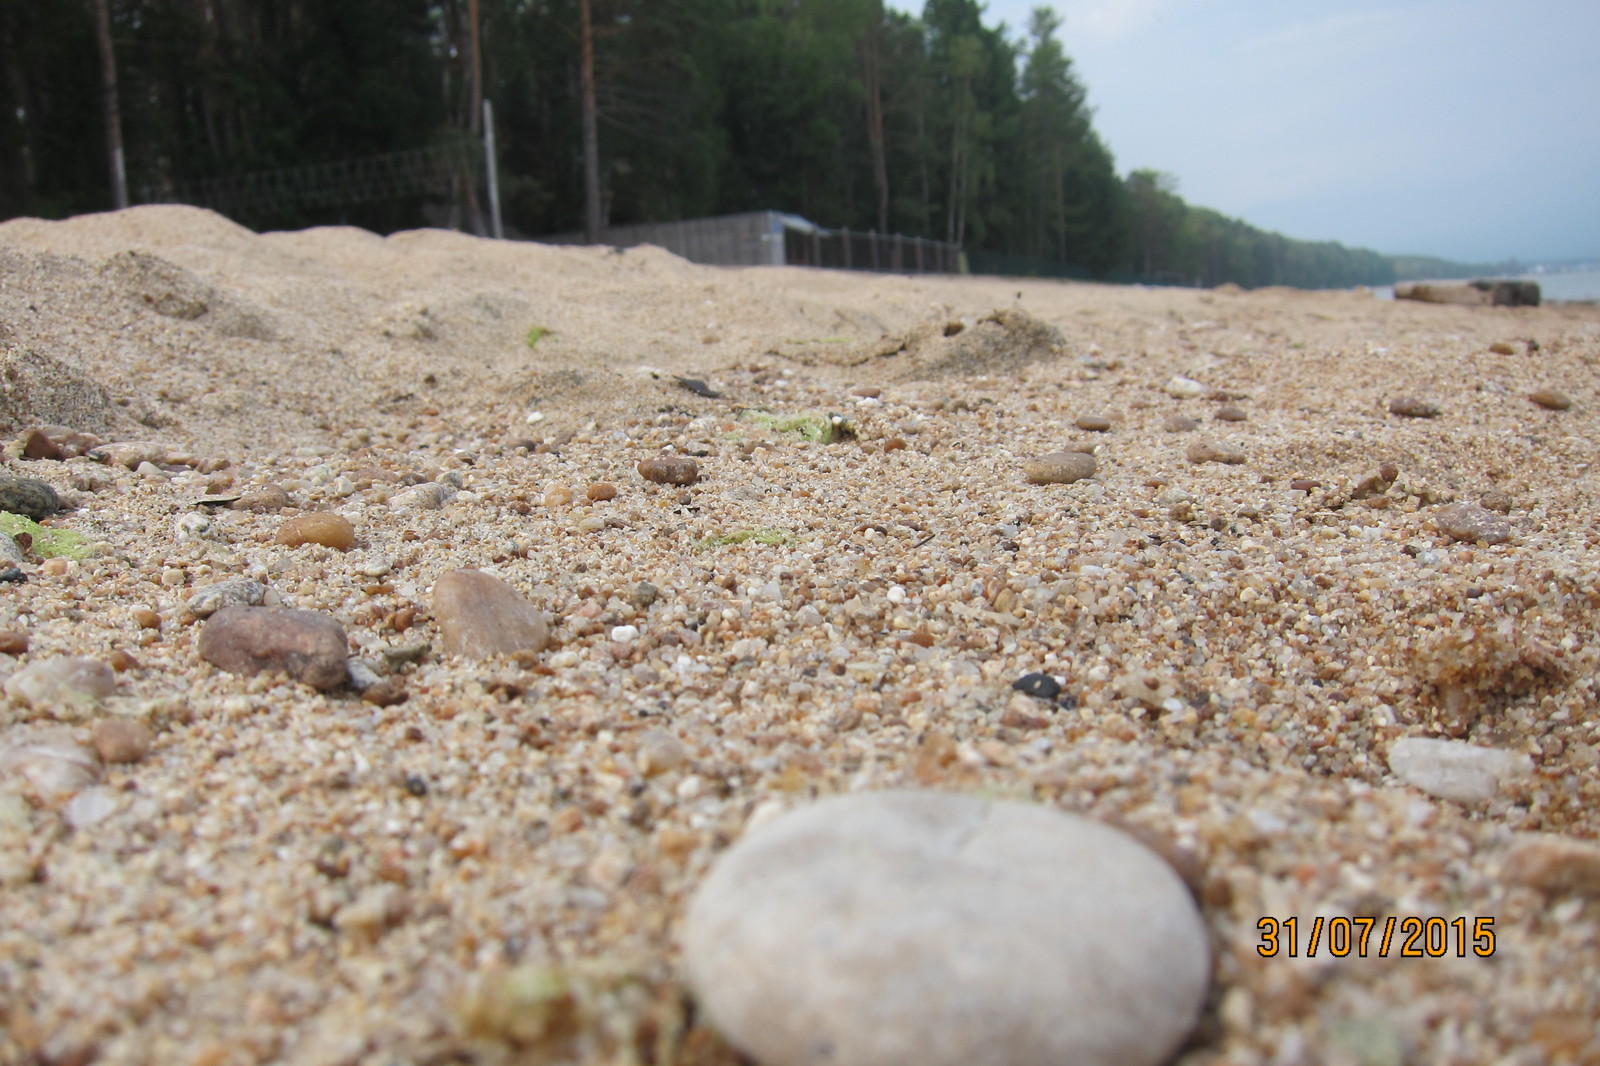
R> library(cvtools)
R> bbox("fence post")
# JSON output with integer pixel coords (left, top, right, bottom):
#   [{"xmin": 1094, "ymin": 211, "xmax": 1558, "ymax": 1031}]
[
  {"xmin": 811, "ymin": 229, "xmax": 821, "ymax": 268},
  {"xmin": 842, "ymin": 227, "xmax": 852, "ymax": 269},
  {"xmin": 482, "ymin": 99, "xmax": 504, "ymax": 239},
  {"xmin": 915, "ymin": 237, "xmax": 924, "ymax": 273},
  {"xmin": 870, "ymin": 231, "xmax": 880, "ymax": 271}
]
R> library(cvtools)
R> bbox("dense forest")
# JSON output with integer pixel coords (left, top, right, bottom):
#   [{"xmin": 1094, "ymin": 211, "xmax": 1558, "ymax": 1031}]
[{"xmin": 2, "ymin": 0, "xmax": 1396, "ymax": 289}]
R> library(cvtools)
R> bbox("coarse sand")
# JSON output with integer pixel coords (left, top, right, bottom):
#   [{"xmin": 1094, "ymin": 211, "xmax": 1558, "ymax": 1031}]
[{"xmin": 0, "ymin": 204, "xmax": 1598, "ymax": 1064}]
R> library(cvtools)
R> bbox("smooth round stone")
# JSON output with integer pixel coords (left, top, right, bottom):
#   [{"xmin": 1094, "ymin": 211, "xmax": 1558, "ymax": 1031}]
[
  {"xmin": 197, "ymin": 606, "xmax": 349, "ymax": 690},
  {"xmin": 0, "ymin": 476, "xmax": 62, "ymax": 519},
  {"xmin": 1022, "ymin": 451, "xmax": 1096, "ymax": 485},
  {"xmin": 432, "ymin": 569, "xmax": 548, "ymax": 658},
  {"xmin": 1074, "ymin": 414, "xmax": 1112, "ymax": 432},
  {"xmin": 1388, "ymin": 396, "xmax": 1441, "ymax": 418},
  {"xmin": 1164, "ymin": 375, "xmax": 1207, "ymax": 399},
  {"xmin": 275, "ymin": 512, "xmax": 356, "ymax": 550},
  {"xmin": 1528, "ymin": 388, "xmax": 1572, "ymax": 411},
  {"xmin": 638, "ymin": 456, "xmax": 700, "ymax": 485},
  {"xmin": 1186, "ymin": 439, "xmax": 1246, "ymax": 465},
  {"xmin": 684, "ymin": 791, "xmax": 1210, "ymax": 1066}
]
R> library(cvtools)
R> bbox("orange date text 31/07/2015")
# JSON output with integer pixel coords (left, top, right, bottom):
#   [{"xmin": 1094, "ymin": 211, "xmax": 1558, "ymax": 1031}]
[{"xmin": 1256, "ymin": 916, "xmax": 1496, "ymax": 959}]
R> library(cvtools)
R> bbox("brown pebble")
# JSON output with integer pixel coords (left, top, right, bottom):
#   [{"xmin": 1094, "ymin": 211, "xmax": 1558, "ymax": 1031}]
[
  {"xmin": 1529, "ymin": 388, "xmax": 1572, "ymax": 411},
  {"xmin": 849, "ymin": 386, "xmax": 882, "ymax": 398},
  {"xmin": 1288, "ymin": 479, "xmax": 1320, "ymax": 492},
  {"xmin": 1022, "ymin": 451, "xmax": 1097, "ymax": 485},
  {"xmin": 107, "ymin": 649, "xmax": 140, "ymax": 672},
  {"xmin": 1480, "ymin": 489, "xmax": 1513, "ymax": 514},
  {"xmin": 0, "ymin": 630, "xmax": 28, "ymax": 655},
  {"xmin": 92, "ymin": 718, "xmax": 152, "ymax": 764},
  {"xmin": 275, "ymin": 512, "xmax": 356, "ymax": 550},
  {"xmin": 132, "ymin": 608, "xmax": 161, "ymax": 629},
  {"xmin": 231, "ymin": 484, "xmax": 292, "ymax": 512},
  {"xmin": 1488, "ymin": 341, "xmax": 1517, "ymax": 355},
  {"xmin": 1214, "ymin": 406, "xmax": 1248, "ymax": 422},
  {"xmin": 638, "ymin": 456, "xmax": 700, "ymax": 486},
  {"xmin": 432, "ymin": 569, "xmax": 549, "ymax": 659},
  {"xmin": 1502, "ymin": 835, "xmax": 1600, "ymax": 897},
  {"xmin": 197, "ymin": 606, "xmax": 350, "ymax": 690},
  {"xmin": 1186, "ymin": 440, "xmax": 1246, "ymax": 465},
  {"xmin": 1433, "ymin": 501, "xmax": 1511, "ymax": 545},
  {"xmin": 1163, "ymin": 416, "xmax": 1199, "ymax": 433},
  {"xmin": 361, "ymin": 677, "xmax": 409, "ymax": 707},
  {"xmin": 1388, "ymin": 396, "xmax": 1441, "ymax": 418},
  {"xmin": 882, "ymin": 437, "xmax": 907, "ymax": 452},
  {"xmin": 586, "ymin": 482, "xmax": 618, "ymax": 502},
  {"xmin": 1075, "ymin": 414, "xmax": 1112, "ymax": 432}
]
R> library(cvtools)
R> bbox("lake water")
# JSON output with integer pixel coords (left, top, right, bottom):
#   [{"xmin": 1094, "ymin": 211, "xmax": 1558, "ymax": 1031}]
[{"xmin": 1374, "ymin": 267, "xmax": 1600, "ymax": 303}]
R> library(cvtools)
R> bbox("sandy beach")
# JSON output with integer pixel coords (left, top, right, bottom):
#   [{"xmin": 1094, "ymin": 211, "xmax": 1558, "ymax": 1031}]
[{"xmin": 0, "ymin": 204, "xmax": 1597, "ymax": 1065}]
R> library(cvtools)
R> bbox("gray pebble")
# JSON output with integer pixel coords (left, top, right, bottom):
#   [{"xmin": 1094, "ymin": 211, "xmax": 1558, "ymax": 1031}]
[
  {"xmin": 1388, "ymin": 396, "xmax": 1441, "ymax": 418},
  {"xmin": 1186, "ymin": 439, "xmax": 1246, "ymax": 465},
  {"xmin": 0, "ymin": 476, "xmax": 62, "ymax": 519},
  {"xmin": 684, "ymin": 791, "xmax": 1210, "ymax": 1066},
  {"xmin": 186, "ymin": 578, "xmax": 267, "ymax": 618},
  {"xmin": 1023, "ymin": 451, "xmax": 1097, "ymax": 485},
  {"xmin": 1434, "ymin": 501, "xmax": 1510, "ymax": 544}
]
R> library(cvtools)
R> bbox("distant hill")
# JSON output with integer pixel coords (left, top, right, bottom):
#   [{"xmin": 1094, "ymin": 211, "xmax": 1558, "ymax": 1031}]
[{"xmin": 1388, "ymin": 254, "xmax": 1524, "ymax": 281}]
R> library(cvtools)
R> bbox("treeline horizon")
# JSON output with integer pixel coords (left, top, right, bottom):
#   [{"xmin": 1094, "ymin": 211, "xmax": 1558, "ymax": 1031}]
[{"xmin": 0, "ymin": 0, "xmax": 1499, "ymax": 289}]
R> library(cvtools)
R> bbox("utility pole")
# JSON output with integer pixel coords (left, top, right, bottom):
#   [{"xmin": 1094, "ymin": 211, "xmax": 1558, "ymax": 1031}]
[
  {"xmin": 92, "ymin": 0, "xmax": 128, "ymax": 209},
  {"xmin": 579, "ymin": 0, "xmax": 602, "ymax": 244}
]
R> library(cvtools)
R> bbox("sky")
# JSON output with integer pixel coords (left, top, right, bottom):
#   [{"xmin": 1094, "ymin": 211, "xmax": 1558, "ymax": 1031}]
[{"xmin": 887, "ymin": 0, "xmax": 1600, "ymax": 263}]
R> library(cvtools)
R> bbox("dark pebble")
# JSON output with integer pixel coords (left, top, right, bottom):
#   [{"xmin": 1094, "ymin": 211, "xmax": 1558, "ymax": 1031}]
[
  {"xmin": 0, "ymin": 476, "xmax": 62, "ymax": 519},
  {"xmin": 675, "ymin": 377, "xmax": 722, "ymax": 399},
  {"xmin": 1011, "ymin": 672, "xmax": 1062, "ymax": 700},
  {"xmin": 1388, "ymin": 396, "xmax": 1441, "ymax": 418}
]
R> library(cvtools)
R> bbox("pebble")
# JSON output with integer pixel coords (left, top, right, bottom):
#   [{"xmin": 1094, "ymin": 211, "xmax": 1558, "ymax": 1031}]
[
  {"xmin": 1022, "ymin": 451, "xmax": 1096, "ymax": 485},
  {"xmin": 1289, "ymin": 478, "xmax": 1320, "ymax": 492},
  {"xmin": 197, "ymin": 606, "xmax": 350, "ymax": 691},
  {"xmin": 21, "ymin": 425, "xmax": 103, "ymax": 460},
  {"xmin": 1388, "ymin": 396, "xmax": 1441, "ymax": 418},
  {"xmin": 390, "ymin": 482, "xmax": 456, "ymax": 510},
  {"xmin": 586, "ymin": 482, "xmax": 618, "ymax": 502},
  {"xmin": 63, "ymin": 785, "xmax": 119, "ymax": 829},
  {"xmin": 0, "ymin": 476, "xmax": 62, "ymax": 519},
  {"xmin": 432, "ymin": 569, "xmax": 549, "ymax": 659},
  {"xmin": 1433, "ymin": 501, "xmax": 1510, "ymax": 544},
  {"xmin": 849, "ymin": 386, "xmax": 882, "ymax": 398},
  {"xmin": 92, "ymin": 718, "xmax": 153, "ymax": 764},
  {"xmin": 1163, "ymin": 415, "xmax": 1199, "ymax": 432},
  {"xmin": 684, "ymin": 791, "xmax": 1210, "ymax": 1066},
  {"xmin": 5, "ymin": 657, "xmax": 117, "ymax": 719},
  {"xmin": 609, "ymin": 624, "xmax": 639, "ymax": 643},
  {"xmin": 230, "ymin": 485, "xmax": 292, "ymax": 512},
  {"xmin": 1529, "ymin": 388, "xmax": 1572, "ymax": 411},
  {"xmin": 1387, "ymin": 737, "xmax": 1532, "ymax": 804},
  {"xmin": 1011, "ymin": 672, "xmax": 1061, "ymax": 700},
  {"xmin": 0, "ymin": 726, "xmax": 101, "ymax": 804},
  {"xmin": 1164, "ymin": 375, "xmax": 1207, "ymax": 399},
  {"xmin": 1488, "ymin": 341, "xmax": 1517, "ymax": 355},
  {"xmin": 638, "ymin": 456, "xmax": 700, "ymax": 485},
  {"xmin": 90, "ymin": 441, "xmax": 172, "ymax": 469},
  {"xmin": 636, "ymin": 728, "xmax": 689, "ymax": 777},
  {"xmin": 1501, "ymin": 835, "xmax": 1600, "ymax": 898},
  {"xmin": 1186, "ymin": 439, "xmax": 1246, "ymax": 465},
  {"xmin": 0, "ymin": 629, "xmax": 28, "ymax": 655},
  {"xmin": 186, "ymin": 578, "xmax": 267, "ymax": 618},
  {"xmin": 630, "ymin": 580, "xmax": 661, "ymax": 609},
  {"xmin": 1075, "ymin": 414, "xmax": 1112, "ymax": 432},
  {"xmin": 275, "ymin": 512, "xmax": 356, "ymax": 550},
  {"xmin": 1214, "ymin": 405, "xmax": 1248, "ymax": 421},
  {"xmin": 1480, "ymin": 489, "xmax": 1513, "ymax": 514}
]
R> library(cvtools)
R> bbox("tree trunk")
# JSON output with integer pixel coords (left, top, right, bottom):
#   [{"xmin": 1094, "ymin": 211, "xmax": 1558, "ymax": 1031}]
[
  {"xmin": 862, "ymin": 10, "xmax": 889, "ymax": 235},
  {"xmin": 468, "ymin": 0, "xmax": 483, "ymax": 133},
  {"xmin": 92, "ymin": 0, "xmax": 128, "ymax": 209},
  {"xmin": 579, "ymin": 0, "xmax": 602, "ymax": 244}
]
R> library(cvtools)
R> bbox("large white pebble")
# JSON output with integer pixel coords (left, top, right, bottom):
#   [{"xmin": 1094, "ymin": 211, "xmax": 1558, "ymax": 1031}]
[
  {"xmin": 684, "ymin": 790, "xmax": 1210, "ymax": 1066},
  {"xmin": 5, "ymin": 657, "xmax": 117, "ymax": 719},
  {"xmin": 1387, "ymin": 737, "xmax": 1532, "ymax": 804}
]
